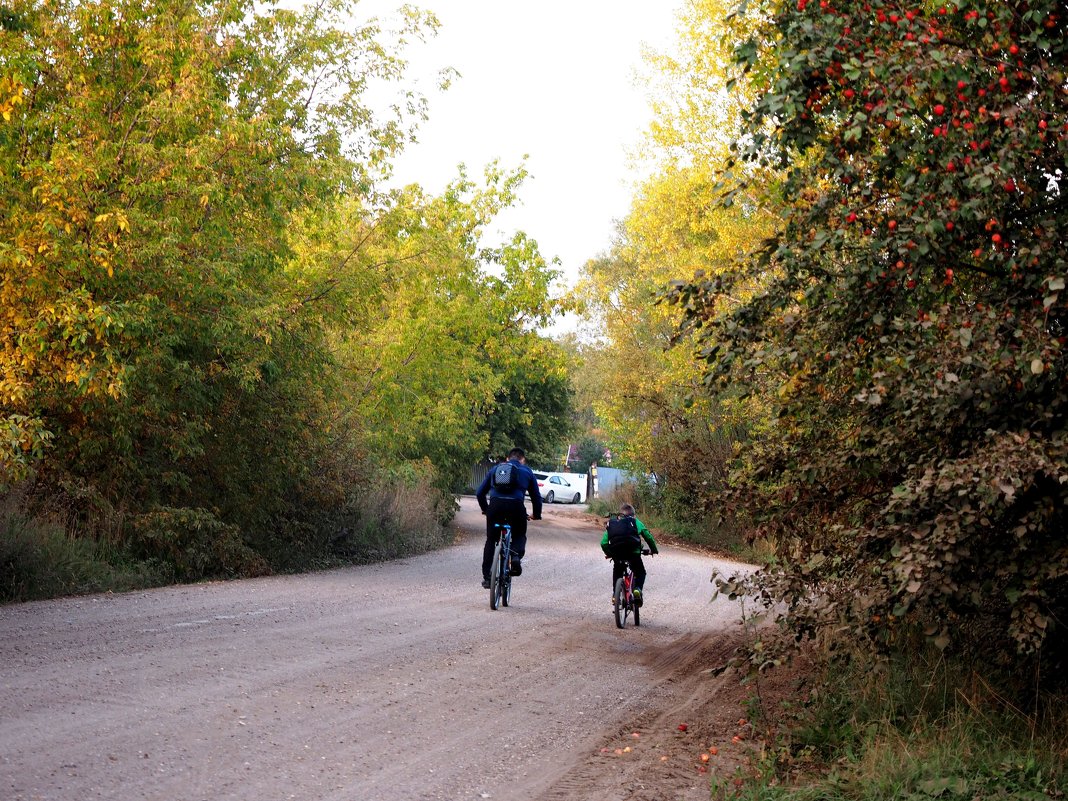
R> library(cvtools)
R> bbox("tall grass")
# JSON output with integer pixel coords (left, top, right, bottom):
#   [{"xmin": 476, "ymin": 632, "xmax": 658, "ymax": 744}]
[
  {"xmin": 724, "ymin": 646, "xmax": 1068, "ymax": 800},
  {"xmin": 0, "ymin": 501, "xmax": 165, "ymax": 602},
  {"xmin": 590, "ymin": 483, "xmax": 772, "ymax": 563},
  {"xmin": 1, "ymin": 460, "xmax": 458, "ymax": 602},
  {"xmin": 326, "ymin": 467, "xmax": 456, "ymax": 565}
]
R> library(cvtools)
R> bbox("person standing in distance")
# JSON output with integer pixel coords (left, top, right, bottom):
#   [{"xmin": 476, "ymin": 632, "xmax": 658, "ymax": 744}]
[{"xmin": 475, "ymin": 447, "xmax": 542, "ymax": 588}]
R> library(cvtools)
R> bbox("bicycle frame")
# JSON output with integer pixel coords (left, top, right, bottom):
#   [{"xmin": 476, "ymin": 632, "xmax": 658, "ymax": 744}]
[
  {"xmin": 612, "ymin": 548, "xmax": 649, "ymax": 628},
  {"xmin": 613, "ymin": 557, "xmax": 638, "ymax": 628},
  {"xmin": 490, "ymin": 523, "xmax": 513, "ymax": 610}
]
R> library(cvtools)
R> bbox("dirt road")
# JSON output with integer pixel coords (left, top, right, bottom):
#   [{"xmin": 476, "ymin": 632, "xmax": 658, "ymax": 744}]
[{"xmin": 0, "ymin": 498, "xmax": 751, "ymax": 801}]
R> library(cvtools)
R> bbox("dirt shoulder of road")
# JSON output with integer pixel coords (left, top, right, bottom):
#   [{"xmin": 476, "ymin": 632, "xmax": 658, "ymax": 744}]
[
  {"xmin": 452, "ymin": 500, "xmax": 808, "ymax": 801},
  {"xmin": 537, "ymin": 628, "xmax": 815, "ymax": 801}
]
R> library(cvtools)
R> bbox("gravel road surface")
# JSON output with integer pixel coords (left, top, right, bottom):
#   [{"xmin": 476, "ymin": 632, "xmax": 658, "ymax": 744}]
[{"xmin": 0, "ymin": 497, "xmax": 749, "ymax": 801}]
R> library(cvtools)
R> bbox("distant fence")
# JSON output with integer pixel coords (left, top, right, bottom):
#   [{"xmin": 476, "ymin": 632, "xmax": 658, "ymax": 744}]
[
  {"xmin": 465, "ymin": 462, "xmax": 640, "ymax": 500},
  {"xmin": 466, "ymin": 461, "xmax": 494, "ymax": 493},
  {"xmin": 593, "ymin": 466, "xmax": 640, "ymax": 497}
]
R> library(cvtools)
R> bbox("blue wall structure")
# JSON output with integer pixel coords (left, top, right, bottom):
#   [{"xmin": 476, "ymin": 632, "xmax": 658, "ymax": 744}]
[
  {"xmin": 465, "ymin": 462, "xmax": 641, "ymax": 499},
  {"xmin": 592, "ymin": 466, "xmax": 639, "ymax": 497},
  {"xmin": 466, "ymin": 461, "xmax": 494, "ymax": 494}
]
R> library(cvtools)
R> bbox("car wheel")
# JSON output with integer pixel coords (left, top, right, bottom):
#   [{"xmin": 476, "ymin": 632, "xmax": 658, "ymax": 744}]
[
  {"xmin": 545, "ymin": 491, "xmax": 554, "ymax": 504},
  {"xmin": 572, "ymin": 492, "xmax": 581, "ymax": 503}
]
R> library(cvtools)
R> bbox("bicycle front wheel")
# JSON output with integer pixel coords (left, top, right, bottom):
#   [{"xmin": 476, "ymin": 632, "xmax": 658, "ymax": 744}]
[
  {"xmin": 613, "ymin": 577, "xmax": 629, "ymax": 629},
  {"xmin": 490, "ymin": 542, "xmax": 504, "ymax": 610}
]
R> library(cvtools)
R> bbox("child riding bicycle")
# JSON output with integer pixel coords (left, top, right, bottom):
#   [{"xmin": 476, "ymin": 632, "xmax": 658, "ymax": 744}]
[{"xmin": 601, "ymin": 503, "xmax": 658, "ymax": 606}]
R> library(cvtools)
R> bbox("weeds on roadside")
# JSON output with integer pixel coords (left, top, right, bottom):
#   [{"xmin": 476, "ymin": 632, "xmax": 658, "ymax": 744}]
[
  {"xmin": 589, "ymin": 484, "xmax": 770, "ymax": 563},
  {"xmin": 718, "ymin": 645, "xmax": 1068, "ymax": 800},
  {"xmin": 1, "ymin": 461, "xmax": 456, "ymax": 603},
  {"xmin": 330, "ymin": 467, "xmax": 455, "ymax": 565},
  {"xmin": 0, "ymin": 501, "xmax": 165, "ymax": 602}
]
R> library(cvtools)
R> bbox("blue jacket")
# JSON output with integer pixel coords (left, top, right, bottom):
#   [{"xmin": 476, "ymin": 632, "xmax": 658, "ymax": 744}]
[{"xmin": 476, "ymin": 459, "xmax": 543, "ymax": 518}]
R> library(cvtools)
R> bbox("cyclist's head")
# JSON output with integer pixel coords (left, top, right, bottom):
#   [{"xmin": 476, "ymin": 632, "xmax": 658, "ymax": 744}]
[
  {"xmin": 508, "ymin": 447, "xmax": 526, "ymax": 463},
  {"xmin": 620, "ymin": 503, "xmax": 635, "ymax": 516}
]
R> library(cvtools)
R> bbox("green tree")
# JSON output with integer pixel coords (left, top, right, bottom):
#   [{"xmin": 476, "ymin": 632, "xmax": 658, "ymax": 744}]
[
  {"xmin": 670, "ymin": 0, "xmax": 1068, "ymax": 668},
  {"xmin": 0, "ymin": 0, "xmax": 588, "ymax": 584},
  {"xmin": 0, "ymin": 0, "xmax": 436, "ymax": 485},
  {"xmin": 569, "ymin": 0, "xmax": 782, "ymax": 527},
  {"xmin": 283, "ymin": 163, "xmax": 573, "ymax": 486},
  {"xmin": 569, "ymin": 436, "xmax": 606, "ymax": 475},
  {"xmin": 576, "ymin": 170, "xmax": 775, "ymax": 523}
]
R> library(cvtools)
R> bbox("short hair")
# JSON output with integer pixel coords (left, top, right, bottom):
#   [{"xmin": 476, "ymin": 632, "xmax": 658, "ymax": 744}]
[
  {"xmin": 620, "ymin": 503, "xmax": 635, "ymax": 515},
  {"xmin": 508, "ymin": 447, "xmax": 526, "ymax": 460}
]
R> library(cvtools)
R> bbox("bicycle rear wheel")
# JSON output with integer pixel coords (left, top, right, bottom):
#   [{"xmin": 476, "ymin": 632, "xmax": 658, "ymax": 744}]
[
  {"xmin": 489, "ymin": 541, "xmax": 504, "ymax": 610},
  {"xmin": 633, "ymin": 595, "xmax": 640, "ymax": 627},
  {"xmin": 613, "ymin": 577, "xmax": 629, "ymax": 629}
]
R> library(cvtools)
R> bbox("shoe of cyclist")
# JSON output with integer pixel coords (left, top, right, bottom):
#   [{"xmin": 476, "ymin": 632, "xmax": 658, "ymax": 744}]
[
  {"xmin": 481, "ymin": 578, "xmax": 491, "ymax": 589},
  {"xmin": 632, "ymin": 588, "xmax": 643, "ymax": 607},
  {"xmin": 508, "ymin": 560, "xmax": 522, "ymax": 577}
]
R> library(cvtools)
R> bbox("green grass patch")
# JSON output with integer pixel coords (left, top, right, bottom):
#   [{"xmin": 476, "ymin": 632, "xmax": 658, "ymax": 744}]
[{"xmin": 723, "ymin": 648, "xmax": 1068, "ymax": 800}]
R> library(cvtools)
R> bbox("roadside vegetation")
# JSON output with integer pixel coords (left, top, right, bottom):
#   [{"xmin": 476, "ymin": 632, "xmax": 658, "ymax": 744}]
[
  {"xmin": 588, "ymin": 485, "xmax": 769, "ymax": 564},
  {"xmin": 0, "ymin": 0, "xmax": 575, "ymax": 602},
  {"xmin": 578, "ymin": 0, "xmax": 1068, "ymax": 796},
  {"xmin": 725, "ymin": 646, "xmax": 1067, "ymax": 799}
]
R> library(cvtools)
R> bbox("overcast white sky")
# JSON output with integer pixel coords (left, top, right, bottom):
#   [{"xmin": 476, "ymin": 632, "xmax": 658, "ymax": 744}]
[{"xmin": 360, "ymin": 0, "xmax": 682, "ymax": 291}]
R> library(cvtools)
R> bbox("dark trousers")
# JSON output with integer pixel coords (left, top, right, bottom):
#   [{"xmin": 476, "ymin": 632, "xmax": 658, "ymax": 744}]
[
  {"xmin": 482, "ymin": 497, "xmax": 528, "ymax": 581},
  {"xmin": 612, "ymin": 553, "xmax": 647, "ymax": 592}
]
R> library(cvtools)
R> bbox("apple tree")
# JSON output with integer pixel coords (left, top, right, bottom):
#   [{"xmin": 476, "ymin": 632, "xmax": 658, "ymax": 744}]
[{"xmin": 670, "ymin": 0, "xmax": 1068, "ymax": 666}]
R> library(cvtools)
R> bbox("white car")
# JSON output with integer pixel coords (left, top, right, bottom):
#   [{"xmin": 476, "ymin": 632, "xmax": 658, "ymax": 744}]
[{"xmin": 533, "ymin": 472, "xmax": 585, "ymax": 504}]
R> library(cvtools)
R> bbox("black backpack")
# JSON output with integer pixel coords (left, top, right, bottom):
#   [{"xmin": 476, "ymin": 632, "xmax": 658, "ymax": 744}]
[
  {"xmin": 490, "ymin": 462, "xmax": 518, "ymax": 491},
  {"xmin": 606, "ymin": 515, "xmax": 640, "ymax": 550}
]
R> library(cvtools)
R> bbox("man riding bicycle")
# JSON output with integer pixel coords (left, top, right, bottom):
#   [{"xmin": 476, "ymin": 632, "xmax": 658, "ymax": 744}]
[
  {"xmin": 601, "ymin": 503, "xmax": 658, "ymax": 605},
  {"xmin": 475, "ymin": 447, "xmax": 542, "ymax": 588}
]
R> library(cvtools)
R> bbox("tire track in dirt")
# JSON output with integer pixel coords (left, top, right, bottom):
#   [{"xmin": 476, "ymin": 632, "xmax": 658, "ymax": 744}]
[
  {"xmin": 532, "ymin": 632, "xmax": 749, "ymax": 801},
  {"xmin": 0, "ymin": 498, "xmax": 752, "ymax": 801}
]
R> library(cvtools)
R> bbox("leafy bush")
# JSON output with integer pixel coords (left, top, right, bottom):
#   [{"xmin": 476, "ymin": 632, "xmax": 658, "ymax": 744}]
[
  {"xmin": 672, "ymin": 0, "xmax": 1068, "ymax": 679},
  {"xmin": 129, "ymin": 507, "xmax": 270, "ymax": 582}
]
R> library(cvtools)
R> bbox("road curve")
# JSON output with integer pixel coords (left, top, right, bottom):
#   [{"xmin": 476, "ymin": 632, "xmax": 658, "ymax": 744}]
[{"xmin": 0, "ymin": 497, "xmax": 748, "ymax": 801}]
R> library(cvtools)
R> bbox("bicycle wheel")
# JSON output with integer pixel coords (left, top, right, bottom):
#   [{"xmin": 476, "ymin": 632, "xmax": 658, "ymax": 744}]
[
  {"xmin": 499, "ymin": 537, "xmax": 511, "ymax": 607},
  {"xmin": 613, "ymin": 577, "xmax": 629, "ymax": 629},
  {"xmin": 489, "ymin": 541, "xmax": 503, "ymax": 610},
  {"xmin": 633, "ymin": 593, "xmax": 640, "ymax": 627}
]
